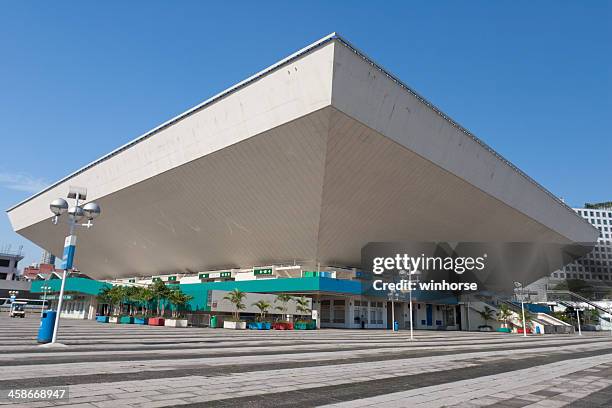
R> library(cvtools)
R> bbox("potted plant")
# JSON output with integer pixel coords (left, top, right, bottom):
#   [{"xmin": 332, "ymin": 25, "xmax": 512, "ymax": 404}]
[
  {"xmin": 477, "ymin": 306, "xmax": 494, "ymax": 331},
  {"xmin": 294, "ymin": 296, "xmax": 314, "ymax": 330},
  {"xmin": 133, "ymin": 287, "xmax": 153, "ymax": 325},
  {"xmin": 273, "ymin": 294, "xmax": 294, "ymax": 330},
  {"xmin": 165, "ymin": 288, "xmax": 193, "ymax": 327},
  {"xmin": 496, "ymin": 304, "xmax": 512, "ymax": 333},
  {"xmin": 251, "ymin": 300, "xmax": 272, "ymax": 330},
  {"xmin": 516, "ymin": 309, "xmax": 534, "ymax": 334},
  {"xmin": 96, "ymin": 286, "xmax": 113, "ymax": 322},
  {"xmin": 223, "ymin": 289, "xmax": 247, "ymax": 329},
  {"xmin": 148, "ymin": 280, "xmax": 171, "ymax": 326}
]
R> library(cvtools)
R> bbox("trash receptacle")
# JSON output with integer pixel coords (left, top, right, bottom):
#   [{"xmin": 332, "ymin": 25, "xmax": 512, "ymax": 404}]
[
  {"xmin": 393, "ymin": 320, "xmax": 399, "ymax": 332},
  {"xmin": 210, "ymin": 315, "xmax": 217, "ymax": 328},
  {"xmin": 38, "ymin": 311, "xmax": 57, "ymax": 343}
]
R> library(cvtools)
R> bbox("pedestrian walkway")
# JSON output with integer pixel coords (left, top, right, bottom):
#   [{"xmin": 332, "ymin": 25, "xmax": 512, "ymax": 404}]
[{"xmin": 0, "ymin": 315, "xmax": 611, "ymax": 407}]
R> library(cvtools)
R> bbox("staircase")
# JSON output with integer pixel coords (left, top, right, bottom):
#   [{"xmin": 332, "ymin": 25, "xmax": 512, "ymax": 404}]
[{"xmin": 547, "ymin": 290, "xmax": 612, "ymax": 323}]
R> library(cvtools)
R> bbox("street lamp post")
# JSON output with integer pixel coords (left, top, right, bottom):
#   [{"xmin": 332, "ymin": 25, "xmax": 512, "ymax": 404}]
[
  {"xmin": 47, "ymin": 187, "xmax": 100, "ymax": 345},
  {"xmin": 576, "ymin": 307, "xmax": 582, "ymax": 336},
  {"xmin": 40, "ymin": 285, "xmax": 51, "ymax": 318},
  {"xmin": 8, "ymin": 290, "xmax": 18, "ymax": 302},
  {"xmin": 399, "ymin": 269, "xmax": 421, "ymax": 341},
  {"xmin": 514, "ymin": 282, "xmax": 527, "ymax": 338},
  {"xmin": 387, "ymin": 289, "xmax": 399, "ymax": 332}
]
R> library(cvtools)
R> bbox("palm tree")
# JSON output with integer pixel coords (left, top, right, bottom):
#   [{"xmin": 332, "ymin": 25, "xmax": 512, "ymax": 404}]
[
  {"xmin": 295, "ymin": 296, "xmax": 311, "ymax": 316},
  {"xmin": 106, "ymin": 285, "xmax": 126, "ymax": 315},
  {"xmin": 477, "ymin": 306, "xmax": 495, "ymax": 329},
  {"xmin": 224, "ymin": 289, "xmax": 246, "ymax": 321},
  {"xmin": 274, "ymin": 294, "xmax": 293, "ymax": 321},
  {"xmin": 149, "ymin": 280, "xmax": 171, "ymax": 317},
  {"xmin": 496, "ymin": 304, "xmax": 512, "ymax": 328},
  {"xmin": 252, "ymin": 299, "xmax": 272, "ymax": 322},
  {"xmin": 125, "ymin": 286, "xmax": 140, "ymax": 316},
  {"xmin": 517, "ymin": 309, "xmax": 534, "ymax": 331},
  {"xmin": 97, "ymin": 286, "xmax": 113, "ymax": 316},
  {"xmin": 140, "ymin": 287, "xmax": 154, "ymax": 316},
  {"xmin": 168, "ymin": 288, "xmax": 193, "ymax": 318}
]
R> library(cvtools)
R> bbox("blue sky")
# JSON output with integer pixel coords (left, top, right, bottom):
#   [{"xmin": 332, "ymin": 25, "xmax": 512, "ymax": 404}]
[{"xmin": 1, "ymin": 1, "xmax": 610, "ymax": 268}]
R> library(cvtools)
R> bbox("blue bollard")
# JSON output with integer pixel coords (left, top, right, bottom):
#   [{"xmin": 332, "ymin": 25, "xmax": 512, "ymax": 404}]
[{"xmin": 37, "ymin": 311, "xmax": 57, "ymax": 343}]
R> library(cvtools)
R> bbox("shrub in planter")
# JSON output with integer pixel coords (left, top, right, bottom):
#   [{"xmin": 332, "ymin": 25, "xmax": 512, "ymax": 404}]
[
  {"xmin": 224, "ymin": 320, "xmax": 246, "ymax": 329},
  {"xmin": 248, "ymin": 321, "xmax": 272, "ymax": 330},
  {"xmin": 165, "ymin": 318, "xmax": 188, "ymax": 328},
  {"xmin": 108, "ymin": 316, "xmax": 119, "ymax": 323},
  {"xmin": 119, "ymin": 316, "xmax": 134, "ymax": 324},
  {"xmin": 497, "ymin": 327, "xmax": 511, "ymax": 333},
  {"xmin": 148, "ymin": 317, "xmax": 165, "ymax": 326},
  {"xmin": 96, "ymin": 316, "xmax": 109, "ymax": 323},
  {"xmin": 295, "ymin": 320, "xmax": 316, "ymax": 330}
]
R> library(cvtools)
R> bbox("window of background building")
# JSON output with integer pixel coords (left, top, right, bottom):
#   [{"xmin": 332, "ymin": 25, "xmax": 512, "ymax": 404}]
[
  {"xmin": 333, "ymin": 300, "xmax": 345, "ymax": 323},
  {"xmin": 0, "ymin": 259, "xmax": 10, "ymax": 267}
]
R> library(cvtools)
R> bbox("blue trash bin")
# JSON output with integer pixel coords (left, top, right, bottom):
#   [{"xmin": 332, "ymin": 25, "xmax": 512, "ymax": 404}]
[
  {"xmin": 37, "ymin": 311, "xmax": 57, "ymax": 343},
  {"xmin": 393, "ymin": 321, "xmax": 399, "ymax": 331}
]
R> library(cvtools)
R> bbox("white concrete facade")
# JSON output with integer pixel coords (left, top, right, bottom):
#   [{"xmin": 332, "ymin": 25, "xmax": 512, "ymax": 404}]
[{"xmin": 6, "ymin": 34, "xmax": 597, "ymax": 282}]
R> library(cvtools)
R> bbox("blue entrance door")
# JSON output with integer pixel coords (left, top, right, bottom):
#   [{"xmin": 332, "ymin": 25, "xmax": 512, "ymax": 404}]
[{"xmin": 426, "ymin": 304, "xmax": 433, "ymax": 326}]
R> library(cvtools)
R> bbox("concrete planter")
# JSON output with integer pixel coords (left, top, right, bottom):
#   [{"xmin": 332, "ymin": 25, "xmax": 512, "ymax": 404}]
[
  {"xmin": 224, "ymin": 320, "xmax": 246, "ymax": 330},
  {"xmin": 119, "ymin": 316, "xmax": 134, "ymax": 324},
  {"xmin": 133, "ymin": 317, "xmax": 149, "ymax": 325},
  {"xmin": 165, "ymin": 319, "xmax": 188, "ymax": 328},
  {"xmin": 295, "ymin": 321, "xmax": 316, "ymax": 330},
  {"xmin": 109, "ymin": 316, "xmax": 119, "ymax": 323},
  {"xmin": 96, "ymin": 316, "xmax": 109, "ymax": 323},
  {"xmin": 273, "ymin": 322, "xmax": 294, "ymax": 330},
  {"xmin": 248, "ymin": 322, "xmax": 272, "ymax": 330},
  {"xmin": 148, "ymin": 317, "xmax": 165, "ymax": 326},
  {"xmin": 497, "ymin": 327, "xmax": 511, "ymax": 333}
]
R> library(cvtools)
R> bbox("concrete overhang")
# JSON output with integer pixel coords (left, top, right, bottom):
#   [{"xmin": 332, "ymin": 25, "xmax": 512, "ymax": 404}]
[{"xmin": 7, "ymin": 34, "xmax": 598, "ymax": 280}]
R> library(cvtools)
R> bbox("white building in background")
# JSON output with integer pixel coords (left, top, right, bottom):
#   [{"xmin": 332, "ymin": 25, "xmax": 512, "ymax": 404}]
[
  {"xmin": 551, "ymin": 203, "xmax": 612, "ymax": 283},
  {"xmin": 0, "ymin": 246, "xmax": 23, "ymax": 281}
]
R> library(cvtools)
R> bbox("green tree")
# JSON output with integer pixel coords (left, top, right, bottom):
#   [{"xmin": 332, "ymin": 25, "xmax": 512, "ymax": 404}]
[
  {"xmin": 496, "ymin": 304, "xmax": 512, "ymax": 328},
  {"xmin": 224, "ymin": 289, "xmax": 246, "ymax": 321},
  {"xmin": 97, "ymin": 286, "xmax": 113, "ymax": 316},
  {"xmin": 477, "ymin": 306, "xmax": 495, "ymax": 328},
  {"xmin": 274, "ymin": 294, "xmax": 293, "ymax": 320},
  {"xmin": 252, "ymin": 299, "xmax": 272, "ymax": 322},
  {"xmin": 295, "ymin": 296, "xmax": 311, "ymax": 315},
  {"xmin": 517, "ymin": 309, "xmax": 534, "ymax": 330},
  {"xmin": 168, "ymin": 288, "xmax": 193, "ymax": 318},
  {"xmin": 140, "ymin": 287, "xmax": 154, "ymax": 316},
  {"xmin": 149, "ymin": 280, "xmax": 171, "ymax": 317}
]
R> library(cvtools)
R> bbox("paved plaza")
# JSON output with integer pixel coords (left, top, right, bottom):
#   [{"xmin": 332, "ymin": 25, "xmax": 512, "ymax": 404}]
[{"xmin": 1, "ymin": 316, "xmax": 612, "ymax": 407}]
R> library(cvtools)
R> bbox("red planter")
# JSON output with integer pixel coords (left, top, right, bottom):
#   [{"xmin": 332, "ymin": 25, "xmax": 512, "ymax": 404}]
[
  {"xmin": 148, "ymin": 317, "xmax": 165, "ymax": 326},
  {"xmin": 273, "ymin": 322, "xmax": 294, "ymax": 330},
  {"xmin": 517, "ymin": 328, "xmax": 532, "ymax": 334}
]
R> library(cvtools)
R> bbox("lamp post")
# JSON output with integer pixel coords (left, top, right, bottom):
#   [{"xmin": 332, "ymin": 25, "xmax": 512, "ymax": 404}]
[
  {"xmin": 400, "ymin": 269, "xmax": 421, "ymax": 341},
  {"xmin": 576, "ymin": 307, "xmax": 582, "ymax": 336},
  {"xmin": 514, "ymin": 282, "xmax": 527, "ymax": 337},
  {"xmin": 387, "ymin": 289, "xmax": 399, "ymax": 332},
  {"xmin": 47, "ymin": 187, "xmax": 100, "ymax": 345},
  {"xmin": 40, "ymin": 285, "xmax": 51, "ymax": 318},
  {"xmin": 8, "ymin": 290, "xmax": 18, "ymax": 302}
]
